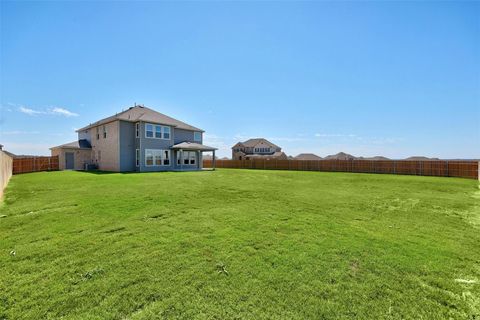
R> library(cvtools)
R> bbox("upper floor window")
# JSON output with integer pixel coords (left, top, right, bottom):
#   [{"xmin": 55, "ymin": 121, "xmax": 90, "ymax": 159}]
[
  {"xmin": 146, "ymin": 124, "xmax": 154, "ymax": 138},
  {"xmin": 155, "ymin": 125, "xmax": 162, "ymax": 138},
  {"xmin": 96, "ymin": 127, "xmax": 100, "ymax": 140},
  {"xmin": 194, "ymin": 132, "xmax": 202, "ymax": 142},
  {"xmin": 135, "ymin": 123, "xmax": 139, "ymax": 138},
  {"xmin": 103, "ymin": 125, "xmax": 107, "ymax": 138},
  {"xmin": 145, "ymin": 123, "xmax": 170, "ymax": 140},
  {"xmin": 163, "ymin": 127, "xmax": 171, "ymax": 139}
]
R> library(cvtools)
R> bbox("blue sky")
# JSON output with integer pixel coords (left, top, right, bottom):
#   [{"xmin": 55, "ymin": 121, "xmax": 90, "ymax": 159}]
[{"xmin": 1, "ymin": 1, "xmax": 479, "ymax": 159}]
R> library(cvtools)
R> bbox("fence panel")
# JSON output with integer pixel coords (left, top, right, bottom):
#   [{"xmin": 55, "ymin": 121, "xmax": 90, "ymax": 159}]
[
  {"xmin": 13, "ymin": 156, "xmax": 59, "ymax": 174},
  {"xmin": 203, "ymin": 159, "xmax": 478, "ymax": 180}
]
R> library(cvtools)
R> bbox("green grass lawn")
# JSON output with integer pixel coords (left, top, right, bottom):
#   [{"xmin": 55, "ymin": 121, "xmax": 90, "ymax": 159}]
[{"xmin": 0, "ymin": 169, "xmax": 479, "ymax": 319}]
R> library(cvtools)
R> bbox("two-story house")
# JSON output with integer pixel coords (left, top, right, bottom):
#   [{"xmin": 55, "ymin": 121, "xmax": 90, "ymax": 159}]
[
  {"xmin": 231, "ymin": 138, "xmax": 287, "ymax": 160},
  {"xmin": 50, "ymin": 105, "xmax": 216, "ymax": 172}
]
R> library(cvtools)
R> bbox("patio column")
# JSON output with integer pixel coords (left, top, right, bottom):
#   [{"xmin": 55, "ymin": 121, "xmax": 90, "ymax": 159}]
[
  {"xmin": 212, "ymin": 150, "xmax": 216, "ymax": 171},
  {"xmin": 180, "ymin": 149, "xmax": 183, "ymax": 170}
]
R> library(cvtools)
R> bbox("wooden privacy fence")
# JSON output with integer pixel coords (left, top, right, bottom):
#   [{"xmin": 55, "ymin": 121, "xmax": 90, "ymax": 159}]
[
  {"xmin": 13, "ymin": 156, "xmax": 59, "ymax": 174},
  {"xmin": 203, "ymin": 159, "xmax": 479, "ymax": 180}
]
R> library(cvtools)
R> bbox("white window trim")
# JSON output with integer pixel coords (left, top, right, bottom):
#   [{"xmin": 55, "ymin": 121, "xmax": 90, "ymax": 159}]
[
  {"xmin": 145, "ymin": 123, "xmax": 171, "ymax": 140},
  {"xmin": 145, "ymin": 149, "xmax": 171, "ymax": 167},
  {"xmin": 135, "ymin": 123, "xmax": 140, "ymax": 138}
]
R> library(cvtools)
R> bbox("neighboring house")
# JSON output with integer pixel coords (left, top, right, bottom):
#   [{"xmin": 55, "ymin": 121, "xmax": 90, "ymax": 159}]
[
  {"xmin": 51, "ymin": 105, "xmax": 216, "ymax": 172},
  {"xmin": 232, "ymin": 138, "xmax": 287, "ymax": 160},
  {"xmin": 294, "ymin": 153, "xmax": 322, "ymax": 161},
  {"xmin": 324, "ymin": 152, "xmax": 356, "ymax": 160}
]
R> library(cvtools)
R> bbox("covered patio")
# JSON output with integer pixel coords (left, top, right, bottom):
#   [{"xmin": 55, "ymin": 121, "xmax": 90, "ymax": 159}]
[{"xmin": 170, "ymin": 142, "xmax": 217, "ymax": 171}]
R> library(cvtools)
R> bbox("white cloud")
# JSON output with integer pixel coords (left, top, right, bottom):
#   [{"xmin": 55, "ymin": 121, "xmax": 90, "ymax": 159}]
[
  {"xmin": 19, "ymin": 106, "xmax": 46, "ymax": 116},
  {"xmin": 18, "ymin": 106, "xmax": 79, "ymax": 117},
  {"xmin": 50, "ymin": 107, "xmax": 78, "ymax": 117}
]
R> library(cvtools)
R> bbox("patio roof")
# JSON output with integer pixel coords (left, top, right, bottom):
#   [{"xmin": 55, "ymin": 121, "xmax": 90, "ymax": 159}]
[
  {"xmin": 50, "ymin": 139, "xmax": 92, "ymax": 150},
  {"xmin": 170, "ymin": 142, "xmax": 217, "ymax": 151}
]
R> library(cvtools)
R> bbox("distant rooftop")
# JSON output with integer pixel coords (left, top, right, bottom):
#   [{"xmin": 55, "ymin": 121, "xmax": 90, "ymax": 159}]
[{"xmin": 234, "ymin": 138, "xmax": 280, "ymax": 149}]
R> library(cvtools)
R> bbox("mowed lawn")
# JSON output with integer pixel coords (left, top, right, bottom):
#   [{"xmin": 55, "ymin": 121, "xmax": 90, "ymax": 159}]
[{"xmin": 0, "ymin": 170, "xmax": 479, "ymax": 319}]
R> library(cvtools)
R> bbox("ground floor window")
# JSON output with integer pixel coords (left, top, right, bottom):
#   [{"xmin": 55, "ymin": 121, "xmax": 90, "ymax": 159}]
[
  {"xmin": 136, "ymin": 149, "xmax": 140, "ymax": 167},
  {"xmin": 176, "ymin": 151, "xmax": 197, "ymax": 165},
  {"xmin": 145, "ymin": 149, "xmax": 170, "ymax": 166}
]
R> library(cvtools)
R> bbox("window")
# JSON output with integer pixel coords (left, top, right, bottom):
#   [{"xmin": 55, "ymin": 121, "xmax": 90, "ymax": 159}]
[
  {"xmin": 155, "ymin": 126, "xmax": 162, "ymax": 139},
  {"xmin": 163, "ymin": 127, "xmax": 171, "ymax": 140},
  {"xmin": 194, "ymin": 132, "xmax": 201, "ymax": 142},
  {"xmin": 145, "ymin": 123, "xmax": 171, "ymax": 140},
  {"xmin": 145, "ymin": 149, "xmax": 170, "ymax": 166},
  {"xmin": 96, "ymin": 127, "xmax": 100, "ymax": 140},
  {"xmin": 136, "ymin": 149, "xmax": 140, "ymax": 167},
  {"xmin": 155, "ymin": 151, "xmax": 162, "ymax": 165},
  {"xmin": 136, "ymin": 123, "xmax": 139, "ymax": 138},
  {"xmin": 146, "ymin": 124, "xmax": 154, "ymax": 138},
  {"xmin": 189, "ymin": 151, "xmax": 196, "ymax": 165},
  {"xmin": 179, "ymin": 151, "xmax": 196, "ymax": 165},
  {"xmin": 145, "ymin": 149, "xmax": 154, "ymax": 166},
  {"xmin": 163, "ymin": 150, "xmax": 170, "ymax": 165},
  {"xmin": 103, "ymin": 125, "xmax": 107, "ymax": 138}
]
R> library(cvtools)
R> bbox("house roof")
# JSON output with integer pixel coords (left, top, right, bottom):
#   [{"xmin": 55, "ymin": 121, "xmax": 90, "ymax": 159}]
[
  {"xmin": 324, "ymin": 152, "xmax": 356, "ymax": 160},
  {"xmin": 171, "ymin": 142, "xmax": 217, "ymax": 151},
  {"xmin": 50, "ymin": 139, "xmax": 92, "ymax": 150},
  {"xmin": 233, "ymin": 138, "xmax": 280, "ymax": 149},
  {"xmin": 77, "ymin": 105, "xmax": 204, "ymax": 132},
  {"xmin": 294, "ymin": 153, "xmax": 323, "ymax": 160},
  {"xmin": 2, "ymin": 150, "xmax": 17, "ymax": 158},
  {"xmin": 248, "ymin": 151, "xmax": 286, "ymax": 159}
]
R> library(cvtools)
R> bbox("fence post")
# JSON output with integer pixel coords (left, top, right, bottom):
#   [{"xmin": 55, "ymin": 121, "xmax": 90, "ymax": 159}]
[{"xmin": 446, "ymin": 161, "xmax": 449, "ymax": 177}]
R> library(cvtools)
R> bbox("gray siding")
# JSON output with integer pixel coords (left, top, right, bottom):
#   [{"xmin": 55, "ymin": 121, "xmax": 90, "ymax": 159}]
[
  {"xmin": 119, "ymin": 121, "xmax": 136, "ymax": 172},
  {"xmin": 111, "ymin": 121, "xmax": 205, "ymax": 172},
  {"xmin": 138, "ymin": 121, "xmax": 174, "ymax": 172},
  {"xmin": 174, "ymin": 128, "xmax": 202, "ymax": 144}
]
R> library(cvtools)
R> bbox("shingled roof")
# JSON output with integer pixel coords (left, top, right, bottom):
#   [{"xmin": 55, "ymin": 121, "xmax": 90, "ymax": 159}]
[
  {"xmin": 77, "ymin": 105, "xmax": 203, "ymax": 132},
  {"xmin": 235, "ymin": 138, "xmax": 280, "ymax": 149},
  {"xmin": 294, "ymin": 153, "xmax": 323, "ymax": 160},
  {"xmin": 50, "ymin": 139, "xmax": 92, "ymax": 150}
]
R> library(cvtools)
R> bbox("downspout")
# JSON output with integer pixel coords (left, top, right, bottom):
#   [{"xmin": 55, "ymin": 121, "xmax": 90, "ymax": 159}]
[{"xmin": 139, "ymin": 121, "xmax": 142, "ymax": 173}]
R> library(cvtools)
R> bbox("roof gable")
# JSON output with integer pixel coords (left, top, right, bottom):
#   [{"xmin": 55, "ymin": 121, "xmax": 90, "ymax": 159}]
[
  {"xmin": 240, "ymin": 138, "xmax": 280, "ymax": 149},
  {"xmin": 77, "ymin": 106, "xmax": 203, "ymax": 132}
]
